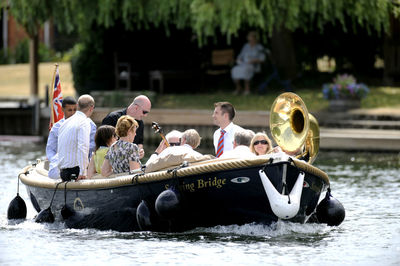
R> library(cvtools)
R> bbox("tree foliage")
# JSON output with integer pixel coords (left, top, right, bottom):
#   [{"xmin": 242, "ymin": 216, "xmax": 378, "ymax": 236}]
[
  {"xmin": 5, "ymin": 0, "xmax": 399, "ymax": 94},
  {"xmin": 6, "ymin": 0, "xmax": 399, "ymax": 44}
]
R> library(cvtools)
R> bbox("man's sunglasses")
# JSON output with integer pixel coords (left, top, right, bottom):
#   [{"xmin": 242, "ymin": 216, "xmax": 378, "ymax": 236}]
[
  {"xmin": 169, "ymin": 142, "xmax": 180, "ymax": 146},
  {"xmin": 254, "ymin": 140, "xmax": 269, "ymax": 145},
  {"xmin": 135, "ymin": 104, "xmax": 149, "ymax": 115}
]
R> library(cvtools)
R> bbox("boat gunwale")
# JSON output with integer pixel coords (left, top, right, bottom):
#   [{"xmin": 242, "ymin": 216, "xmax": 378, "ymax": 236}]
[{"xmin": 19, "ymin": 156, "xmax": 330, "ymax": 190}]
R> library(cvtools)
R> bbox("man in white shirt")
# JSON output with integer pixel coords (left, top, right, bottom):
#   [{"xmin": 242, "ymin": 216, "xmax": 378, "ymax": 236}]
[
  {"xmin": 58, "ymin": 94, "xmax": 95, "ymax": 181},
  {"xmin": 47, "ymin": 97, "xmax": 97, "ymax": 179},
  {"xmin": 220, "ymin": 129, "xmax": 256, "ymax": 159},
  {"xmin": 212, "ymin": 102, "xmax": 243, "ymax": 157}
]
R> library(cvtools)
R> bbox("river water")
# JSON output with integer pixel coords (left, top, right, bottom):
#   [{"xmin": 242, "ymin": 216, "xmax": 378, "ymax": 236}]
[{"xmin": 0, "ymin": 140, "xmax": 399, "ymax": 265}]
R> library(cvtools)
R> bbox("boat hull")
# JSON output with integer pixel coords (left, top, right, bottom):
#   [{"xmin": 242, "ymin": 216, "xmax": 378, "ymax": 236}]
[{"xmin": 21, "ymin": 157, "xmax": 328, "ymax": 232}]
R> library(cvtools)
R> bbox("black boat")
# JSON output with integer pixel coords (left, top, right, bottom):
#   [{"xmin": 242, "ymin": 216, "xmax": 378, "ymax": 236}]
[{"xmin": 11, "ymin": 93, "xmax": 345, "ymax": 231}]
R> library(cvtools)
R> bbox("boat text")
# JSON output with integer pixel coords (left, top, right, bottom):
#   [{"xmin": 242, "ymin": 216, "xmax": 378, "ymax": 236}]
[{"xmin": 165, "ymin": 177, "xmax": 227, "ymax": 192}]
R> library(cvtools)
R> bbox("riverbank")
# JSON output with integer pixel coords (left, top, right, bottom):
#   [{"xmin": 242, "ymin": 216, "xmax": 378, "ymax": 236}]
[
  {"xmin": 1, "ymin": 103, "xmax": 399, "ymax": 151},
  {"xmin": 0, "ymin": 62, "xmax": 75, "ymax": 99},
  {"xmin": 1, "ymin": 62, "xmax": 399, "ymax": 151},
  {"xmin": 94, "ymin": 107, "xmax": 400, "ymax": 152}
]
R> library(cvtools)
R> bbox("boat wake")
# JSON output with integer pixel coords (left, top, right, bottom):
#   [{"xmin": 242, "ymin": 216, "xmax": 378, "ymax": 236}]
[{"xmin": 188, "ymin": 221, "xmax": 330, "ymax": 239}]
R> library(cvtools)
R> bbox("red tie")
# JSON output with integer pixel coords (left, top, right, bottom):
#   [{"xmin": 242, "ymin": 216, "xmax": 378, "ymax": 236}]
[{"xmin": 216, "ymin": 129, "xmax": 226, "ymax": 158}]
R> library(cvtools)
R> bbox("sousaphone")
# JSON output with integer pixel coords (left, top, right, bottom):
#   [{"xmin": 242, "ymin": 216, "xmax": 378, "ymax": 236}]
[
  {"xmin": 269, "ymin": 92, "xmax": 320, "ymax": 163},
  {"xmin": 303, "ymin": 114, "xmax": 320, "ymax": 164}
]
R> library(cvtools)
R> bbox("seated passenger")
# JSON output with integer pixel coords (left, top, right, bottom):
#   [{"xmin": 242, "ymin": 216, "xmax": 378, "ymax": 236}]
[
  {"xmin": 231, "ymin": 31, "xmax": 265, "ymax": 95},
  {"xmin": 101, "ymin": 115, "xmax": 141, "ymax": 176},
  {"xmin": 145, "ymin": 129, "xmax": 210, "ymax": 172},
  {"xmin": 165, "ymin": 130, "xmax": 183, "ymax": 147},
  {"xmin": 250, "ymin": 132, "xmax": 273, "ymax": 155},
  {"xmin": 220, "ymin": 129, "xmax": 256, "ymax": 159},
  {"xmin": 87, "ymin": 125, "xmax": 117, "ymax": 178},
  {"xmin": 147, "ymin": 129, "xmax": 202, "ymax": 164},
  {"xmin": 146, "ymin": 130, "xmax": 183, "ymax": 164}
]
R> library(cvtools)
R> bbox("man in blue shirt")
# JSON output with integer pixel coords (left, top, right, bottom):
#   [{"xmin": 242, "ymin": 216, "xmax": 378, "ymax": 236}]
[{"xmin": 46, "ymin": 97, "xmax": 77, "ymax": 161}]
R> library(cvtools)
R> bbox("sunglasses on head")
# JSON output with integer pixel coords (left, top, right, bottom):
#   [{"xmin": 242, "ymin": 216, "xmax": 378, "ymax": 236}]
[
  {"xmin": 254, "ymin": 140, "xmax": 268, "ymax": 145},
  {"xmin": 169, "ymin": 142, "xmax": 180, "ymax": 146}
]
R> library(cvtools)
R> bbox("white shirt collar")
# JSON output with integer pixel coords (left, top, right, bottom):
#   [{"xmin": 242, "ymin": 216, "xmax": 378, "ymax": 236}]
[
  {"xmin": 75, "ymin": 110, "xmax": 87, "ymax": 118},
  {"xmin": 221, "ymin": 122, "xmax": 234, "ymax": 133},
  {"xmin": 182, "ymin": 144, "xmax": 193, "ymax": 150}
]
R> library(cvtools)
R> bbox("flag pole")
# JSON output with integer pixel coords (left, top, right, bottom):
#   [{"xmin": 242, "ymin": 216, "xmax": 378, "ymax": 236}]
[{"xmin": 49, "ymin": 63, "xmax": 59, "ymax": 130}]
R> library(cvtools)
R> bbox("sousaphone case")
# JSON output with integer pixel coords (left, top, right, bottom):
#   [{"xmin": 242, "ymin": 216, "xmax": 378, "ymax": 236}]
[{"xmin": 270, "ymin": 92, "xmax": 320, "ymax": 164}]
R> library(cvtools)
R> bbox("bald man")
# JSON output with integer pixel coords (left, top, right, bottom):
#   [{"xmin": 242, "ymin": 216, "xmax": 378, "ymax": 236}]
[
  {"xmin": 58, "ymin": 94, "xmax": 96, "ymax": 181},
  {"xmin": 102, "ymin": 95, "xmax": 151, "ymax": 157}
]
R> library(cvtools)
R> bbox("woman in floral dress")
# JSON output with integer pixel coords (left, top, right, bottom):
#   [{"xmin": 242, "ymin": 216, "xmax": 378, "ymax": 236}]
[{"xmin": 101, "ymin": 115, "xmax": 141, "ymax": 176}]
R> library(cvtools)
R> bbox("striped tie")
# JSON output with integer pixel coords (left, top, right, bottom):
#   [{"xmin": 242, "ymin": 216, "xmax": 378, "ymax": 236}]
[{"xmin": 216, "ymin": 129, "xmax": 226, "ymax": 158}]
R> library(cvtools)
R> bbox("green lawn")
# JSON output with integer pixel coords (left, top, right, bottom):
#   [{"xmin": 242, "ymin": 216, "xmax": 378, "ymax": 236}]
[
  {"xmin": 0, "ymin": 62, "xmax": 75, "ymax": 99},
  {"xmin": 152, "ymin": 87, "xmax": 400, "ymax": 112},
  {"xmin": 1, "ymin": 63, "xmax": 399, "ymax": 111},
  {"xmin": 362, "ymin": 86, "xmax": 400, "ymax": 108}
]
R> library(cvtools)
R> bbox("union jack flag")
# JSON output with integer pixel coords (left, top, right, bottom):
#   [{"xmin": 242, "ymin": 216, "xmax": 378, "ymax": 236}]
[{"xmin": 49, "ymin": 66, "xmax": 63, "ymax": 130}]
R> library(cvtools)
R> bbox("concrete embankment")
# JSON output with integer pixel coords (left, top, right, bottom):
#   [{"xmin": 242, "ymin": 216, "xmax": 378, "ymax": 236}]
[{"xmin": 1, "ymin": 103, "xmax": 399, "ymax": 152}]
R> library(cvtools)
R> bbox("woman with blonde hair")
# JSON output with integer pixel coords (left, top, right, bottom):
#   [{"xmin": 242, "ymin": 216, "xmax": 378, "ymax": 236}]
[
  {"xmin": 250, "ymin": 132, "xmax": 272, "ymax": 155},
  {"xmin": 101, "ymin": 115, "xmax": 141, "ymax": 176}
]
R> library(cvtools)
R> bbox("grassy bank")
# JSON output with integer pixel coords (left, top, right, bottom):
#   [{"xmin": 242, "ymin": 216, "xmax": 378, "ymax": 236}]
[
  {"xmin": 152, "ymin": 90, "xmax": 327, "ymax": 112},
  {"xmin": 152, "ymin": 86, "xmax": 400, "ymax": 112},
  {"xmin": 0, "ymin": 62, "xmax": 75, "ymax": 99},
  {"xmin": 1, "ymin": 63, "xmax": 399, "ymax": 111}
]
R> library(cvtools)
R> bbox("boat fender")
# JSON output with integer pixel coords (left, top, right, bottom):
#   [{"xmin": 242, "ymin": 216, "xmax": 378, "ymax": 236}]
[
  {"xmin": 316, "ymin": 188, "xmax": 345, "ymax": 226},
  {"xmin": 61, "ymin": 204, "xmax": 76, "ymax": 220},
  {"xmin": 35, "ymin": 207, "xmax": 55, "ymax": 223},
  {"xmin": 30, "ymin": 191, "xmax": 41, "ymax": 213},
  {"xmin": 35, "ymin": 181, "xmax": 65, "ymax": 224},
  {"xmin": 136, "ymin": 200, "xmax": 152, "ymax": 231},
  {"xmin": 7, "ymin": 173, "xmax": 27, "ymax": 220},
  {"xmin": 259, "ymin": 170, "xmax": 304, "ymax": 219},
  {"xmin": 155, "ymin": 189, "xmax": 180, "ymax": 219},
  {"xmin": 61, "ymin": 182, "xmax": 76, "ymax": 220},
  {"xmin": 7, "ymin": 193, "xmax": 27, "ymax": 220}
]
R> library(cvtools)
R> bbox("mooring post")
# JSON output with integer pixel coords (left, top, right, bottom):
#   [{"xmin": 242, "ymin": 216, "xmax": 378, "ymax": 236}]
[{"xmin": 30, "ymin": 96, "xmax": 40, "ymax": 135}]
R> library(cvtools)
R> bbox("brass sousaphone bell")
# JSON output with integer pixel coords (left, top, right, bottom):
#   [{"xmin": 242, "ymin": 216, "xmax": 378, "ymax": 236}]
[{"xmin": 269, "ymin": 92, "xmax": 320, "ymax": 164}]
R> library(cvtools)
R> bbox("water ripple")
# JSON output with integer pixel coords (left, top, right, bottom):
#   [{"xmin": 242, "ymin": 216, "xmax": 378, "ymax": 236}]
[{"xmin": 1, "ymin": 143, "xmax": 400, "ymax": 265}]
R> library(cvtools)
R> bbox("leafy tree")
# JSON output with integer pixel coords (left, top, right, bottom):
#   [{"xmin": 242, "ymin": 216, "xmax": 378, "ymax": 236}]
[
  {"xmin": 6, "ymin": 0, "xmax": 53, "ymax": 96},
  {"xmin": 46, "ymin": 0, "xmax": 397, "ymax": 43},
  {"xmin": 5, "ymin": 0, "xmax": 400, "ymax": 93}
]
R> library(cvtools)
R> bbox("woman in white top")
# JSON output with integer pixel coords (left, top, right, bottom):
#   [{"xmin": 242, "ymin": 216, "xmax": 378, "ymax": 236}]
[{"xmin": 231, "ymin": 31, "xmax": 265, "ymax": 95}]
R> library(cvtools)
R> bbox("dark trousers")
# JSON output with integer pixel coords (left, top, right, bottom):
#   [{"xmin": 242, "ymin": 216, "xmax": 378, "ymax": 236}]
[{"xmin": 60, "ymin": 166, "xmax": 80, "ymax": 181}]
